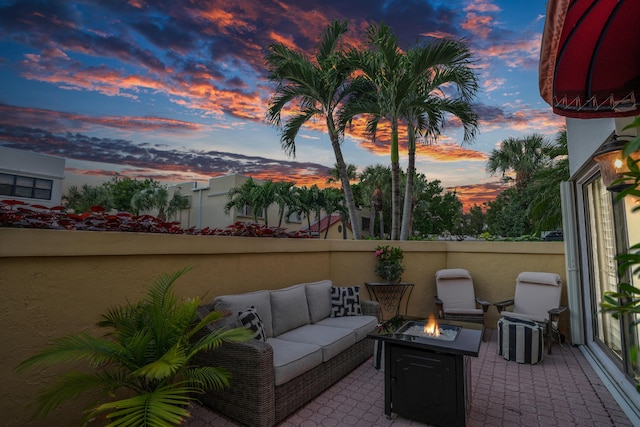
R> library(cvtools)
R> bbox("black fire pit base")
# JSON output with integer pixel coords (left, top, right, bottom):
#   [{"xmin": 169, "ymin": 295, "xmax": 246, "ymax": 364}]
[{"xmin": 369, "ymin": 320, "xmax": 483, "ymax": 427}]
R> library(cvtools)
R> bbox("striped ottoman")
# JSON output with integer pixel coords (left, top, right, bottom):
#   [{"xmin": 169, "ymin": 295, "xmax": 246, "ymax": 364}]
[{"xmin": 498, "ymin": 316, "xmax": 544, "ymax": 364}]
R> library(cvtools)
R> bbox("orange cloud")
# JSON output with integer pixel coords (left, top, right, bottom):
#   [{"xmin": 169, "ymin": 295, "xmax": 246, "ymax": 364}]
[
  {"xmin": 461, "ymin": 12, "xmax": 493, "ymax": 39},
  {"xmin": 417, "ymin": 143, "xmax": 487, "ymax": 162},
  {"xmin": 464, "ymin": 2, "xmax": 501, "ymax": 13},
  {"xmin": 447, "ymin": 181, "xmax": 506, "ymax": 212}
]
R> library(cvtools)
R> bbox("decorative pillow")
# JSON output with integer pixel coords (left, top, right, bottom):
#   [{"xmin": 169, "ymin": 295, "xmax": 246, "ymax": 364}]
[
  {"xmin": 331, "ymin": 286, "xmax": 362, "ymax": 317},
  {"xmin": 238, "ymin": 305, "xmax": 266, "ymax": 342}
]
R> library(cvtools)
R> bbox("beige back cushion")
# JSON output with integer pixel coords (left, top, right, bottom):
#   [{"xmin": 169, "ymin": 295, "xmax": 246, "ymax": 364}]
[
  {"xmin": 435, "ymin": 268, "xmax": 476, "ymax": 310},
  {"xmin": 213, "ymin": 290, "xmax": 273, "ymax": 338},
  {"xmin": 271, "ymin": 284, "xmax": 311, "ymax": 336},
  {"xmin": 513, "ymin": 272, "xmax": 562, "ymax": 318},
  {"xmin": 304, "ymin": 280, "xmax": 333, "ymax": 323}
]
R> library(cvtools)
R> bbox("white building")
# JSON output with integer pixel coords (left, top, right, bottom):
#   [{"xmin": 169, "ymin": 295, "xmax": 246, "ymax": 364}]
[
  {"xmin": 0, "ymin": 146, "xmax": 65, "ymax": 208},
  {"xmin": 169, "ymin": 174, "xmax": 306, "ymax": 232},
  {"xmin": 540, "ymin": 1, "xmax": 640, "ymax": 422}
]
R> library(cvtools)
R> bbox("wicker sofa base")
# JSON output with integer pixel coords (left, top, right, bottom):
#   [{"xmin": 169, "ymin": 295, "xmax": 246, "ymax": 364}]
[
  {"xmin": 274, "ymin": 338, "xmax": 373, "ymax": 425},
  {"xmin": 195, "ymin": 337, "xmax": 374, "ymax": 427}
]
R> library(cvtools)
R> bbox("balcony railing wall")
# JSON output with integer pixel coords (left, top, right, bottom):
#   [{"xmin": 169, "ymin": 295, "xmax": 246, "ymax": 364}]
[{"xmin": 0, "ymin": 228, "xmax": 566, "ymax": 427}]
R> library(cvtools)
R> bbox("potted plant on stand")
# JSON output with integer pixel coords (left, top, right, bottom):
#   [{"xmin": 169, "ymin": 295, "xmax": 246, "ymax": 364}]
[
  {"xmin": 16, "ymin": 267, "xmax": 252, "ymax": 426},
  {"xmin": 374, "ymin": 245, "xmax": 405, "ymax": 283}
]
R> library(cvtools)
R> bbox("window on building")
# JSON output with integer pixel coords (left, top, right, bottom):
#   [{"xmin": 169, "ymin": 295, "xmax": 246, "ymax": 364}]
[
  {"xmin": 362, "ymin": 217, "xmax": 371, "ymax": 231},
  {"xmin": 239, "ymin": 204, "xmax": 263, "ymax": 219},
  {"xmin": 0, "ymin": 173, "xmax": 53, "ymax": 200},
  {"xmin": 287, "ymin": 211, "xmax": 302, "ymax": 223}
]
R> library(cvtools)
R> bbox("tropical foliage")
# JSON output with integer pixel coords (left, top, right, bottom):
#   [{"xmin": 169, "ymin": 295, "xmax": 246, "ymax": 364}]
[
  {"xmin": 484, "ymin": 131, "xmax": 568, "ymax": 238},
  {"xmin": 345, "ymin": 23, "xmax": 478, "ymax": 240},
  {"xmin": 63, "ymin": 177, "xmax": 189, "ymax": 221},
  {"xmin": 15, "ymin": 267, "xmax": 253, "ymax": 426},
  {"xmin": 265, "ymin": 20, "xmax": 362, "ymax": 239}
]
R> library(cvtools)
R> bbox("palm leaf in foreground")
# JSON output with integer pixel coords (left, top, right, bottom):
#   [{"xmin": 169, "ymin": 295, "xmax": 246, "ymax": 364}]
[{"xmin": 16, "ymin": 267, "xmax": 251, "ymax": 425}]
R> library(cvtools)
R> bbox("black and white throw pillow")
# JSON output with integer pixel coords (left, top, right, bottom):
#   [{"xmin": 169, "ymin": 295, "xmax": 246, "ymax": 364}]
[
  {"xmin": 238, "ymin": 305, "xmax": 267, "ymax": 341},
  {"xmin": 330, "ymin": 286, "xmax": 362, "ymax": 317}
]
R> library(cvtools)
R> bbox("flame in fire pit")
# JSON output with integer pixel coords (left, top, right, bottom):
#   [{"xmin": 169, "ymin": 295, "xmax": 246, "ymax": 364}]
[{"xmin": 423, "ymin": 314, "xmax": 440, "ymax": 337}]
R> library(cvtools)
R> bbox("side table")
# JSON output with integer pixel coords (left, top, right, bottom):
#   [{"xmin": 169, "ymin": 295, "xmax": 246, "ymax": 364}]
[{"xmin": 365, "ymin": 282, "xmax": 414, "ymax": 320}]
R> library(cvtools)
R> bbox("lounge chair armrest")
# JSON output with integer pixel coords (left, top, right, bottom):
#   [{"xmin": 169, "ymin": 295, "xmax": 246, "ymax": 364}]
[
  {"xmin": 548, "ymin": 306, "xmax": 568, "ymax": 315},
  {"xmin": 434, "ymin": 296, "xmax": 444, "ymax": 318},
  {"xmin": 548, "ymin": 306, "xmax": 568, "ymax": 322},
  {"xmin": 362, "ymin": 299, "xmax": 382, "ymax": 320},
  {"xmin": 494, "ymin": 299, "xmax": 515, "ymax": 313},
  {"xmin": 476, "ymin": 298, "xmax": 491, "ymax": 312}
]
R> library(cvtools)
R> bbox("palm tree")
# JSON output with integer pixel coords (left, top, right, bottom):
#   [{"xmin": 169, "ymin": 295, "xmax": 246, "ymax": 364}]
[
  {"xmin": 130, "ymin": 186, "xmax": 187, "ymax": 221},
  {"xmin": 346, "ymin": 22, "xmax": 406, "ymax": 239},
  {"xmin": 321, "ymin": 187, "xmax": 348, "ymax": 239},
  {"xmin": 527, "ymin": 128, "xmax": 569, "ymax": 233},
  {"xmin": 225, "ymin": 178, "xmax": 261, "ymax": 223},
  {"xmin": 289, "ymin": 185, "xmax": 316, "ymax": 231},
  {"xmin": 273, "ymin": 181, "xmax": 295, "ymax": 227},
  {"xmin": 16, "ymin": 267, "xmax": 251, "ymax": 426},
  {"xmin": 265, "ymin": 20, "xmax": 362, "ymax": 239},
  {"xmin": 252, "ymin": 180, "xmax": 278, "ymax": 227},
  {"xmin": 359, "ymin": 165, "xmax": 391, "ymax": 238},
  {"xmin": 398, "ymin": 40, "xmax": 478, "ymax": 240},
  {"xmin": 327, "ymin": 163, "xmax": 357, "ymax": 185},
  {"xmin": 486, "ymin": 133, "xmax": 553, "ymax": 190}
]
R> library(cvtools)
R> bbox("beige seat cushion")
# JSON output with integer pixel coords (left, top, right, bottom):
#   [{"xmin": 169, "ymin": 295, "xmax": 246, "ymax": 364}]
[
  {"xmin": 267, "ymin": 338, "xmax": 323, "ymax": 386},
  {"xmin": 276, "ymin": 324, "xmax": 356, "ymax": 362},
  {"xmin": 315, "ymin": 315, "xmax": 378, "ymax": 341}
]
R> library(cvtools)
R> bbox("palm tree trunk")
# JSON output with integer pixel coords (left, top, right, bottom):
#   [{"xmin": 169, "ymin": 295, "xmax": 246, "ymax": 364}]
[
  {"xmin": 378, "ymin": 210, "xmax": 385, "ymax": 239},
  {"xmin": 390, "ymin": 118, "xmax": 401, "ymax": 240},
  {"xmin": 369, "ymin": 202, "xmax": 375, "ymax": 236},
  {"xmin": 400, "ymin": 125, "xmax": 416, "ymax": 240},
  {"xmin": 327, "ymin": 117, "xmax": 362, "ymax": 239}
]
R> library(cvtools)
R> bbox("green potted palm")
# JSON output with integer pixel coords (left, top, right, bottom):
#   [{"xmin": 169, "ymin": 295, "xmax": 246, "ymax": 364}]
[{"xmin": 16, "ymin": 267, "xmax": 252, "ymax": 426}]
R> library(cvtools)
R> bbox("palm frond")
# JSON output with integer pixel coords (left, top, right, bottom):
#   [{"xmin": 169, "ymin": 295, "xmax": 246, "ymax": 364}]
[
  {"xmin": 31, "ymin": 370, "xmax": 127, "ymax": 420},
  {"xmin": 16, "ymin": 333, "xmax": 123, "ymax": 372},
  {"xmin": 132, "ymin": 344, "xmax": 187, "ymax": 381},
  {"xmin": 188, "ymin": 325, "xmax": 254, "ymax": 358},
  {"xmin": 184, "ymin": 366, "xmax": 231, "ymax": 391},
  {"xmin": 93, "ymin": 384, "xmax": 196, "ymax": 427}
]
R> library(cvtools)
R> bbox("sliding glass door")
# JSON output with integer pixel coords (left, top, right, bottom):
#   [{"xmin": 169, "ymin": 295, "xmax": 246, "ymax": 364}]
[{"xmin": 584, "ymin": 177, "xmax": 640, "ymax": 385}]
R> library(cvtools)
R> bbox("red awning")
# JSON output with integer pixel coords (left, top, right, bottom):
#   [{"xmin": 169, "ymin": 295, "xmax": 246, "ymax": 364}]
[{"xmin": 539, "ymin": 0, "xmax": 640, "ymax": 118}]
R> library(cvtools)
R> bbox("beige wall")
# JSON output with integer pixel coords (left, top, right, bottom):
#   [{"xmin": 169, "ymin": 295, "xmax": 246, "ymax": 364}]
[{"xmin": 0, "ymin": 229, "xmax": 566, "ymax": 426}]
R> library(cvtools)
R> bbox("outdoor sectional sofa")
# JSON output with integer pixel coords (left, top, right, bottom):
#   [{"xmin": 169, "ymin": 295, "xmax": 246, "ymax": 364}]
[{"xmin": 193, "ymin": 279, "xmax": 381, "ymax": 427}]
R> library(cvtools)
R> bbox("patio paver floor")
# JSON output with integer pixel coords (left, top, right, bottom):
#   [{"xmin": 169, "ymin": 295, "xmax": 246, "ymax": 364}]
[{"xmin": 188, "ymin": 329, "xmax": 633, "ymax": 426}]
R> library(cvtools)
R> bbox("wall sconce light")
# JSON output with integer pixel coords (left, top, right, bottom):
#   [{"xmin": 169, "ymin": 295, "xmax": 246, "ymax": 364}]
[{"xmin": 593, "ymin": 133, "xmax": 640, "ymax": 193}]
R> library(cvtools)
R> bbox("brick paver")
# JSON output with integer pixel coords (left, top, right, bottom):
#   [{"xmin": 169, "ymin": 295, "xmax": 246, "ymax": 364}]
[{"xmin": 188, "ymin": 329, "xmax": 634, "ymax": 426}]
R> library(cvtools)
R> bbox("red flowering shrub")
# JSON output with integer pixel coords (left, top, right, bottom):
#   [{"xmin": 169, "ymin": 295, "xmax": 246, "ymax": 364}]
[{"xmin": 0, "ymin": 200, "xmax": 314, "ymax": 238}]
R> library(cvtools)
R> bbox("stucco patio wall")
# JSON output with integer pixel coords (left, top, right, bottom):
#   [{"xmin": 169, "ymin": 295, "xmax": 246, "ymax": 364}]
[{"xmin": 0, "ymin": 228, "xmax": 566, "ymax": 426}]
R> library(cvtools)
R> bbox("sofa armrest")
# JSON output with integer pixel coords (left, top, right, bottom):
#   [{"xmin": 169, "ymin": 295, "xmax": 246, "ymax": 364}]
[
  {"xmin": 361, "ymin": 299, "xmax": 381, "ymax": 320},
  {"xmin": 192, "ymin": 307, "xmax": 277, "ymax": 427}
]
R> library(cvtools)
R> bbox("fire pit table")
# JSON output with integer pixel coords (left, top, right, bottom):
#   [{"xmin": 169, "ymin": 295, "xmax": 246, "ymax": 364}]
[{"xmin": 368, "ymin": 318, "xmax": 483, "ymax": 427}]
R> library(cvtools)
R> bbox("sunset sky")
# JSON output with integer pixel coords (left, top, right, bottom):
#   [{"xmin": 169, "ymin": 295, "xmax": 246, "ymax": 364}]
[{"xmin": 0, "ymin": 0, "xmax": 565, "ymax": 209}]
